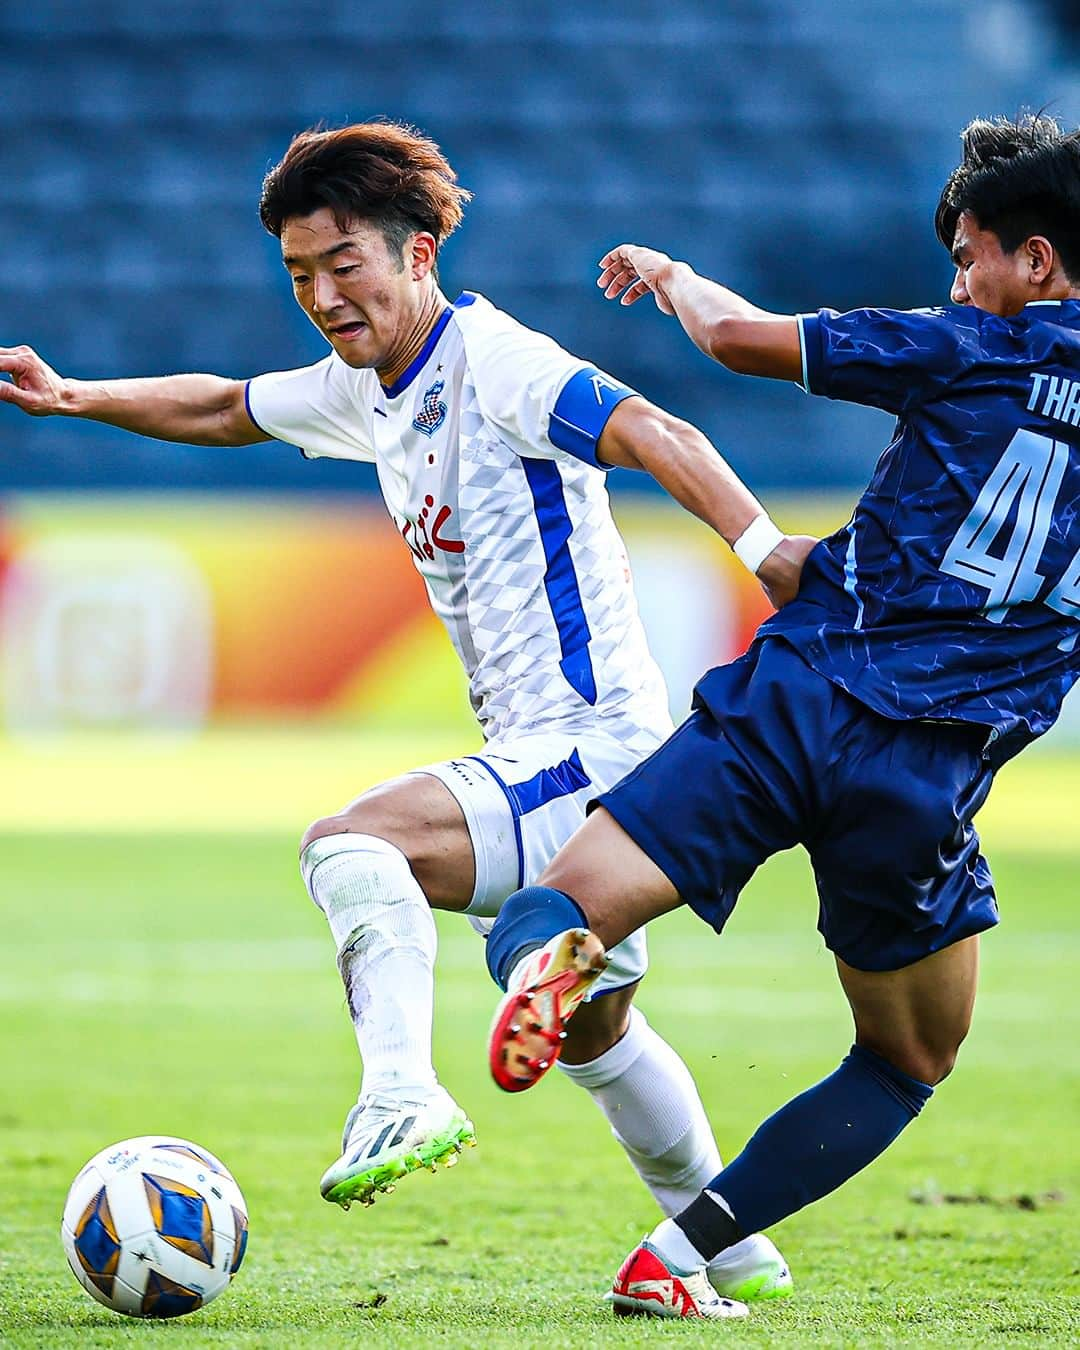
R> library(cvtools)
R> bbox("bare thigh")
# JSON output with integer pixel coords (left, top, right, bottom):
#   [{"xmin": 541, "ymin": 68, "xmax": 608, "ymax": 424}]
[
  {"xmin": 301, "ymin": 772, "xmax": 476, "ymax": 911},
  {"xmin": 540, "ymin": 806, "xmax": 683, "ymax": 949},
  {"xmin": 837, "ymin": 935, "xmax": 980, "ymax": 1085}
]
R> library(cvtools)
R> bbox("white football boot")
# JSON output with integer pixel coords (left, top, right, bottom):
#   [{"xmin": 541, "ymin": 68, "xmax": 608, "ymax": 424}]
[
  {"xmin": 707, "ymin": 1232, "xmax": 793, "ymax": 1302},
  {"xmin": 320, "ymin": 1085, "xmax": 476, "ymax": 1209}
]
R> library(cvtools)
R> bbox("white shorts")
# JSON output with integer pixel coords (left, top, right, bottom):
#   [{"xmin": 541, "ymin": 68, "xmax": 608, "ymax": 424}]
[{"xmin": 417, "ymin": 726, "xmax": 661, "ymax": 996}]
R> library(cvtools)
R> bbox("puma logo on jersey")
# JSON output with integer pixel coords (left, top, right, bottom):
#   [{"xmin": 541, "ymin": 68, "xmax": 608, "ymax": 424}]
[{"xmin": 413, "ymin": 380, "xmax": 447, "ymax": 437}]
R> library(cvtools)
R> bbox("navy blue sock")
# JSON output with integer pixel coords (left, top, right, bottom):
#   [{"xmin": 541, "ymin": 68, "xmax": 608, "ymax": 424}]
[
  {"xmin": 676, "ymin": 1044, "xmax": 934, "ymax": 1258},
  {"xmin": 485, "ymin": 886, "xmax": 588, "ymax": 990}
]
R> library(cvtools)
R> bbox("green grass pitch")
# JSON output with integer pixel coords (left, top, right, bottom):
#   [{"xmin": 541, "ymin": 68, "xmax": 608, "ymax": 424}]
[{"xmin": 1, "ymin": 749, "xmax": 1078, "ymax": 1346}]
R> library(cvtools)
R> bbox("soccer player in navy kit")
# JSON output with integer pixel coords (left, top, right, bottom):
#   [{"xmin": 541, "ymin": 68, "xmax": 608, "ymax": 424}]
[{"xmin": 483, "ymin": 113, "xmax": 1080, "ymax": 1319}]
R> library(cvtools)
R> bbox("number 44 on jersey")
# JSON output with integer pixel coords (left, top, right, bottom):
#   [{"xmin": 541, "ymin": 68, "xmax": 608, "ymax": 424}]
[{"xmin": 941, "ymin": 429, "xmax": 1080, "ymax": 639}]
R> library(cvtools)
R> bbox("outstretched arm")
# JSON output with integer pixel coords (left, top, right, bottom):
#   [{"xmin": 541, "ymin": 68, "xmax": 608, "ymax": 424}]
[
  {"xmin": 597, "ymin": 397, "xmax": 817, "ymax": 608},
  {"xmin": 597, "ymin": 245, "xmax": 802, "ymax": 383},
  {"xmin": 0, "ymin": 345, "xmax": 270, "ymax": 447}
]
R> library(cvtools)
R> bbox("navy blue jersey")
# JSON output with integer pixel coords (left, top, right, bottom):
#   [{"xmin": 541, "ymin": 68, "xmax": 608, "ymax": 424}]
[{"xmin": 749, "ymin": 300, "xmax": 1080, "ymax": 760}]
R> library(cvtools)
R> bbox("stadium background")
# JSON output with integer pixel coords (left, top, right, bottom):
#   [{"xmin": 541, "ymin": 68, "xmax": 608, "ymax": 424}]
[
  {"xmin": 2, "ymin": 5, "xmax": 1079, "ymax": 1343},
  {"xmin": 3, "ymin": 0, "xmax": 1080, "ymax": 796}
]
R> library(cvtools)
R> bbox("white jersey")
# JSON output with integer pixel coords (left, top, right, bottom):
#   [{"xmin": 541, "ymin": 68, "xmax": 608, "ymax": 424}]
[{"xmin": 246, "ymin": 291, "xmax": 672, "ymax": 749}]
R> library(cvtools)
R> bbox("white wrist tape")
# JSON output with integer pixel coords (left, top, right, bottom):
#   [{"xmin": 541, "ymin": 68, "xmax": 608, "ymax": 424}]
[{"xmin": 732, "ymin": 514, "xmax": 785, "ymax": 574}]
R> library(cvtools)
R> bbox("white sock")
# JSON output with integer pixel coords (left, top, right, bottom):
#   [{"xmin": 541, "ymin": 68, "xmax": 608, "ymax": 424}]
[
  {"xmin": 558, "ymin": 1007, "xmax": 723, "ymax": 1216},
  {"xmin": 557, "ymin": 1007, "xmax": 773, "ymax": 1277},
  {"xmin": 301, "ymin": 833, "xmax": 438, "ymax": 1101},
  {"xmin": 649, "ymin": 1217, "xmax": 784, "ymax": 1285},
  {"xmin": 647, "ymin": 1217, "xmax": 708, "ymax": 1273}
]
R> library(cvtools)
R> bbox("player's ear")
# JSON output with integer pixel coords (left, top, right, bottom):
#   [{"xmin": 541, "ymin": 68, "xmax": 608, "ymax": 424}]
[
  {"xmin": 409, "ymin": 232, "xmax": 438, "ymax": 281},
  {"xmin": 1025, "ymin": 235, "xmax": 1055, "ymax": 285}
]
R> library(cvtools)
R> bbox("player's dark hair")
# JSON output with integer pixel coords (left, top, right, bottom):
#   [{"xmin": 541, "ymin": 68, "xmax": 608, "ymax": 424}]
[
  {"xmin": 259, "ymin": 121, "xmax": 471, "ymax": 262},
  {"xmin": 935, "ymin": 113, "xmax": 1080, "ymax": 282}
]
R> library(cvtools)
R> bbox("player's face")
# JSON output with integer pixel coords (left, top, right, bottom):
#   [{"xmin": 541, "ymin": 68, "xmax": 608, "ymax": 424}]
[
  {"xmin": 949, "ymin": 212, "xmax": 1033, "ymax": 316},
  {"xmin": 280, "ymin": 209, "xmax": 426, "ymax": 371}
]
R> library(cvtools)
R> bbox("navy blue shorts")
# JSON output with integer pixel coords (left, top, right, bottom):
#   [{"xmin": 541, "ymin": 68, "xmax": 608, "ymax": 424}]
[{"xmin": 597, "ymin": 639, "xmax": 999, "ymax": 972}]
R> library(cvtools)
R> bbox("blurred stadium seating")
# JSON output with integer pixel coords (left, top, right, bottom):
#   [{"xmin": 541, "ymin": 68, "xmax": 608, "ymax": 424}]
[
  {"xmin": 2, "ymin": 0, "xmax": 1076, "ymax": 492},
  {"xmin": 2, "ymin": 2, "xmax": 1079, "ymax": 756}
]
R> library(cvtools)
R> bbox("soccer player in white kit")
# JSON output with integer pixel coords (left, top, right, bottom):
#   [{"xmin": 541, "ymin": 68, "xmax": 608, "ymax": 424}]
[{"xmin": 0, "ymin": 122, "xmax": 809, "ymax": 1303}]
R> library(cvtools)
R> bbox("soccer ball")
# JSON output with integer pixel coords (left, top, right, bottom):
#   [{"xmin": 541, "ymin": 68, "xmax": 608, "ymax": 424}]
[{"xmin": 61, "ymin": 1136, "xmax": 248, "ymax": 1318}]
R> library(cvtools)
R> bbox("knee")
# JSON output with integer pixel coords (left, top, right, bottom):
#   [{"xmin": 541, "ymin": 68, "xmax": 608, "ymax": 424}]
[
  {"xmin": 901, "ymin": 1045, "xmax": 959, "ymax": 1087},
  {"xmin": 300, "ymin": 798, "xmax": 410, "ymax": 857},
  {"xmin": 300, "ymin": 814, "xmax": 355, "ymax": 856},
  {"xmin": 930, "ymin": 1050, "xmax": 959, "ymax": 1085},
  {"xmin": 858, "ymin": 1034, "xmax": 963, "ymax": 1087}
]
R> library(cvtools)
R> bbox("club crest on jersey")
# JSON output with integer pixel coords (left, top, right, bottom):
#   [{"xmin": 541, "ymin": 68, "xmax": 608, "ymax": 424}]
[{"xmin": 413, "ymin": 380, "xmax": 447, "ymax": 438}]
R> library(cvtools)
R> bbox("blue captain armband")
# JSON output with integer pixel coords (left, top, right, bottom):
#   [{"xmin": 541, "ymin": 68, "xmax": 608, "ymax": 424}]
[{"xmin": 548, "ymin": 366, "xmax": 639, "ymax": 468}]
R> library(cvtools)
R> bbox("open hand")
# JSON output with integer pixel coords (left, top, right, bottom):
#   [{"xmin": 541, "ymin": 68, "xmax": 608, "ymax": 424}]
[
  {"xmin": 0, "ymin": 345, "xmax": 68, "ymax": 416},
  {"xmin": 597, "ymin": 244, "xmax": 679, "ymax": 314}
]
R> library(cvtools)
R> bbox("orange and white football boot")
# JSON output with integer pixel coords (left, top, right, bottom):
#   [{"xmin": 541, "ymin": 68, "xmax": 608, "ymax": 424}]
[
  {"xmin": 488, "ymin": 928, "xmax": 608, "ymax": 1092},
  {"xmin": 611, "ymin": 1239, "xmax": 749, "ymax": 1319}
]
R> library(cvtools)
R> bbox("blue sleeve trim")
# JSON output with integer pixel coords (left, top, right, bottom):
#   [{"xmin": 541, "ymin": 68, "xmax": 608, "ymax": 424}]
[
  {"xmin": 796, "ymin": 315, "xmax": 809, "ymax": 393},
  {"xmin": 797, "ymin": 313, "xmax": 824, "ymax": 395},
  {"xmin": 248, "ymin": 377, "xmax": 308, "ymax": 459},
  {"xmin": 243, "ymin": 379, "xmax": 271, "ymax": 437},
  {"xmin": 548, "ymin": 366, "xmax": 638, "ymax": 469}
]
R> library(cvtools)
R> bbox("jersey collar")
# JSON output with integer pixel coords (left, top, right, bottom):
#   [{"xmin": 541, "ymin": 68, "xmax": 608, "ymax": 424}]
[{"xmin": 379, "ymin": 293, "xmax": 475, "ymax": 399}]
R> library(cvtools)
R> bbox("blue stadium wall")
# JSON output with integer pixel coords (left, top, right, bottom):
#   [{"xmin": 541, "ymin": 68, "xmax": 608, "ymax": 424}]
[{"xmin": 0, "ymin": 0, "xmax": 1076, "ymax": 495}]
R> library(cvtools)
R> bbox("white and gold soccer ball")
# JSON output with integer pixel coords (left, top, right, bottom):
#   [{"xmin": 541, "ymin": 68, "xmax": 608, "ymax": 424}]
[{"xmin": 61, "ymin": 1136, "xmax": 248, "ymax": 1318}]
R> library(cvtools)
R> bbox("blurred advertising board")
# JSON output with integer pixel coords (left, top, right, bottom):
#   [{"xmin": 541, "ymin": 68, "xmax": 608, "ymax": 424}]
[{"xmin": 2, "ymin": 492, "xmax": 1076, "ymax": 743}]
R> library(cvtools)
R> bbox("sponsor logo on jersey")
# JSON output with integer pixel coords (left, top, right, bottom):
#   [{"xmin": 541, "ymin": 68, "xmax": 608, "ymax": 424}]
[
  {"xmin": 401, "ymin": 494, "xmax": 465, "ymax": 561},
  {"xmin": 413, "ymin": 380, "xmax": 447, "ymax": 437}
]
